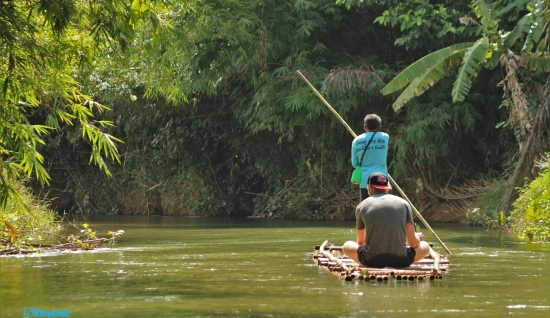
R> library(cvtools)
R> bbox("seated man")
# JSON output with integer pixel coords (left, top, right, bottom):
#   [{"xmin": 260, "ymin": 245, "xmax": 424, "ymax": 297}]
[{"xmin": 343, "ymin": 172, "xmax": 430, "ymax": 268}]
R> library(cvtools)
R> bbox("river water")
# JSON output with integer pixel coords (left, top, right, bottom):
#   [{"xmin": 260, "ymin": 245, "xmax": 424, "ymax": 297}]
[{"xmin": 1, "ymin": 216, "xmax": 549, "ymax": 317}]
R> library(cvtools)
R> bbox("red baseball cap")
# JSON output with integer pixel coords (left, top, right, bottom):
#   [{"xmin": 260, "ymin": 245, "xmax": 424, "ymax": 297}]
[{"xmin": 368, "ymin": 172, "xmax": 392, "ymax": 190}]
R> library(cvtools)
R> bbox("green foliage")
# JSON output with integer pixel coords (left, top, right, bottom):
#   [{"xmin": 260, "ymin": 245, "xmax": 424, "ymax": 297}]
[
  {"xmin": 35, "ymin": 0, "xmax": 513, "ymax": 222},
  {"xmin": 452, "ymin": 38, "xmax": 490, "ymax": 102},
  {"xmin": 378, "ymin": 0, "xmax": 549, "ymax": 110},
  {"xmin": 472, "ymin": 0, "xmax": 500, "ymax": 34},
  {"xmin": 0, "ymin": 0, "xmax": 168, "ymax": 207},
  {"xmin": 341, "ymin": 0, "xmax": 473, "ymax": 51},
  {"xmin": 381, "ymin": 43, "xmax": 473, "ymax": 110},
  {"xmin": 476, "ymin": 179, "xmax": 507, "ymax": 219},
  {"xmin": 0, "ymin": 176, "xmax": 62, "ymax": 249},
  {"xmin": 463, "ymin": 208, "xmax": 506, "ymax": 229},
  {"xmin": 2, "ymin": 0, "xmax": 529, "ymax": 224},
  {"xmin": 521, "ymin": 0, "xmax": 550, "ymax": 53},
  {"xmin": 525, "ymin": 55, "xmax": 550, "ymax": 72},
  {"xmin": 510, "ymin": 153, "xmax": 550, "ymax": 241},
  {"xmin": 390, "ymin": 70, "xmax": 511, "ymax": 180},
  {"xmin": 0, "ymin": 174, "xmax": 125, "ymax": 254}
]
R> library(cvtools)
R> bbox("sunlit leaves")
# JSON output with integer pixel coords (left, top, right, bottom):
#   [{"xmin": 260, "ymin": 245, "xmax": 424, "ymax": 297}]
[
  {"xmin": 131, "ymin": 0, "xmax": 151, "ymax": 24},
  {"xmin": 381, "ymin": 43, "xmax": 472, "ymax": 110},
  {"xmin": 19, "ymin": 144, "xmax": 49, "ymax": 185},
  {"xmin": 511, "ymin": 153, "xmax": 550, "ymax": 241},
  {"xmin": 521, "ymin": 0, "xmax": 550, "ymax": 53},
  {"xmin": 382, "ymin": 43, "xmax": 472, "ymax": 95},
  {"xmin": 0, "ymin": 0, "xmax": 160, "ymax": 206}
]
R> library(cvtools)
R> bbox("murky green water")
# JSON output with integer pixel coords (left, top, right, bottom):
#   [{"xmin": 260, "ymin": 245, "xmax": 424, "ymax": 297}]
[{"xmin": 1, "ymin": 216, "xmax": 549, "ymax": 317}]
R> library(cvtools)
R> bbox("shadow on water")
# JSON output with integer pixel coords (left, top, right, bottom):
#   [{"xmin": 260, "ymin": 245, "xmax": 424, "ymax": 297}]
[
  {"xmin": 67, "ymin": 214, "xmax": 352, "ymax": 229},
  {"xmin": 1, "ymin": 216, "xmax": 549, "ymax": 317}
]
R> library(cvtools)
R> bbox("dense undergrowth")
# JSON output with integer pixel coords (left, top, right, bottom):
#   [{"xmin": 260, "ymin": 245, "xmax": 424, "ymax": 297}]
[
  {"xmin": 0, "ymin": 176, "xmax": 124, "ymax": 255},
  {"xmin": 1, "ymin": 0, "xmax": 549, "ymax": 244},
  {"xmin": 510, "ymin": 154, "xmax": 550, "ymax": 241}
]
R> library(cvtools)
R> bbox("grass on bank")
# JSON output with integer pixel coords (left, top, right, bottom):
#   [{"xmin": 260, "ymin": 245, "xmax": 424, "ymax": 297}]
[{"xmin": 1, "ymin": 176, "xmax": 123, "ymax": 255}]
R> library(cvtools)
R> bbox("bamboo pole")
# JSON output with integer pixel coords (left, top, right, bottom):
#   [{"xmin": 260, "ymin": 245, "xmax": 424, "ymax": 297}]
[
  {"xmin": 319, "ymin": 240, "xmax": 354, "ymax": 275},
  {"xmin": 297, "ymin": 70, "xmax": 452, "ymax": 254}
]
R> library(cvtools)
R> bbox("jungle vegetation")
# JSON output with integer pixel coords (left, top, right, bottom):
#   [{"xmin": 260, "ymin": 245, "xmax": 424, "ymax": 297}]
[{"xmin": 1, "ymin": 0, "xmax": 549, "ymax": 244}]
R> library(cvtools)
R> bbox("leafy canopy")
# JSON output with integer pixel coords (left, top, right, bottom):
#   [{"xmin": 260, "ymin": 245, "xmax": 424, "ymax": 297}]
[
  {"xmin": 378, "ymin": 0, "xmax": 550, "ymax": 111},
  {"xmin": 0, "ymin": 0, "xmax": 167, "ymax": 207}
]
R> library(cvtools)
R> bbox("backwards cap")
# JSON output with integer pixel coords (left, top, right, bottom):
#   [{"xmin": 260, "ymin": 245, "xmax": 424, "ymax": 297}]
[{"xmin": 368, "ymin": 172, "xmax": 392, "ymax": 190}]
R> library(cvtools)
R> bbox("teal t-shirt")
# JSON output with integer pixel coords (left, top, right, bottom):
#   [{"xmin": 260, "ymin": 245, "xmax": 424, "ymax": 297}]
[{"xmin": 351, "ymin": 131, "xmax": 389, "ymax": 188}]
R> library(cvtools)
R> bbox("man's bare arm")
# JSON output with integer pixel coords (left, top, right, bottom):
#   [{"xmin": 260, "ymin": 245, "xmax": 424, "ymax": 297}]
[
  {"xmin": 405, "ymin": 222, "xmax": 421, "ymax": 248},
  {"xmin": 357, "ymin": 228, "xmax": 366, "ymax": 246}
]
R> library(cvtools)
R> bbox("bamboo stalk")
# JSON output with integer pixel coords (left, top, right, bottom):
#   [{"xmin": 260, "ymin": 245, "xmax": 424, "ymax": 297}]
[
  {"xmin": 388, "ymin": 176, "xmax": 452, "ymax": 255},
  {"xmin": 429, "ymin": 248, "xmax": 442, "ymax": 275},
  {"xmin": 297, "ymin": 70, "xmax": 451, "ymax": 255},
  {"xmin": 295, "ymin": 71, "xmax": 357, "ymax": 137}
]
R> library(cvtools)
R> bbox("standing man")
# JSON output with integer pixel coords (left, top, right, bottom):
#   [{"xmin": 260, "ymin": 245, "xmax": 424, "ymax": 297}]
[
  {"xmin": 351, "ymin": 114, "xmax": 389, "ymax": 202},
  {"xmin": 343, "ymin": 172, "xmax": 430, "ymax": 268}
]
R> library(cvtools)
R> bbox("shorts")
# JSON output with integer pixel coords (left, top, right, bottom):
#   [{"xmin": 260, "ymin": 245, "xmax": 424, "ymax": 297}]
[{"xmin": 357, "ymin": 245, "xmax": 416, "ymax": 268}]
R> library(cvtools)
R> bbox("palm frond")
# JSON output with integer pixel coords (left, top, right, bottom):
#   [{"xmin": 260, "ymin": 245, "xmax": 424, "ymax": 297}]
[
  {"xmin": 381, "ymin": 42, "xmax": 473, "ymax": 96},
  {"xmin": 525, "ymin": 54, "xmax": 550, "ymax": 72},
  {"xmin": 503, "ymin": 15, "xmax": 531, "ymax": 48},
  {"xmin": 527, "ymin": 0, "xmax": 550, "ymax": 53},
  {"xmin": 452, "ymin": 38, "xmax": 490, "ymax": 102},
  {"xmin": 497, "ymin": 0, "xmax": 530, "ymax": 15},
  {"xmin": 392, "ymin": 51, "xmax": 466, "ymax": 111},
  {"xmin": 523, "ymin": 13, "xmax": 546, "ymax": 52}
]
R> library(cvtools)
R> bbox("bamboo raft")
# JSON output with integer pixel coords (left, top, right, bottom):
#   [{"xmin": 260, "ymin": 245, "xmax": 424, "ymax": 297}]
[{"xmin": 314, "ymin": 241, "xmax": 450, "ymax": 282}]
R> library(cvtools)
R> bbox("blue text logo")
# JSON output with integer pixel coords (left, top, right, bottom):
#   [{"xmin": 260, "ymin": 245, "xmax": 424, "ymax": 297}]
[{"xmin": 24, "ymin": 307, "xmax": 70, "ymax": 317}]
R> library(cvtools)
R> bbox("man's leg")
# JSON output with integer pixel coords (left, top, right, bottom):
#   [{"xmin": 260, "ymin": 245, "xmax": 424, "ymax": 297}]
[
  {"xmin": 359, "ymin": 188, "xmax": 368, "ymax": 203},
  {"xmin": 342, "ymin": 241, "xmax": 361, "ymax": 264},
  {"xmin": 413, "ymin": 241, "xmax": 431, "ymax": 262}
]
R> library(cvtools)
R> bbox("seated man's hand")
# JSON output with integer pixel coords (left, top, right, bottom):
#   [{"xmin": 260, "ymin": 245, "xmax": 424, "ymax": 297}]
[{"xmin": 416, "ymin": 232, "xmax": 425, "ymax": 241}]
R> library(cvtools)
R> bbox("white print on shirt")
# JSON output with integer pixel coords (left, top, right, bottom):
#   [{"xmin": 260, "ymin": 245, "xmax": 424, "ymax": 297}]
[
  {"xmin": 357, "ymin": 138, "xmax": 386, "ymax": 146},
  {"xmin": 360, "ymin": 139, "xmax": 386, "ymax": 151}
]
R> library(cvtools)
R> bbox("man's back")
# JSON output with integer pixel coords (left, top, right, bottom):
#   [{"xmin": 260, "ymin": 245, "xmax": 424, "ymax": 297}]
[{"xmin": 355, "ymin": 193, "xmax": 414, "ymax": 266}]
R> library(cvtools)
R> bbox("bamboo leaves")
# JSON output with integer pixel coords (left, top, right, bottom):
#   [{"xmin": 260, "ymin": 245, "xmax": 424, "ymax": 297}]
[
  {"xmin": 19, "ymin": 145, "xmax": 49, "ymax": 185},
  {"xmin": 472, "ymin": 0, "xmax": 499, "ymax": 33},
  {"xmin": 0, "ymin": 0, "xmax": 159, "ymax": 206},
  {"xmin": 131, "ymin": 0, "xmax": 151, "ymax": 23}
]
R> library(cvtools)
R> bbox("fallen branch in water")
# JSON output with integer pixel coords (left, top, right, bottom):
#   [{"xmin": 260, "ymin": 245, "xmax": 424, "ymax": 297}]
[
  {"xmin": 0, "ymin": 238, "xmax": 108, "ymax": 255},
  {"xmin": 1, "ymin": 223, "xmax": 124, "ymax": 256}
]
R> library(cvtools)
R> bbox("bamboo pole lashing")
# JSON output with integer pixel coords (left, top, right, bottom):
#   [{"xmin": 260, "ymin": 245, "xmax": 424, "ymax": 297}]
[{"xmin": 319, "ymin": 240, "xmax": 354, "ymax": 275}]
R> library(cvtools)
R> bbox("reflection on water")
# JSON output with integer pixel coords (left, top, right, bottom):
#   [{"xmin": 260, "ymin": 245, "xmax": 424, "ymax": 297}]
[{"xmin": 1, "ymin": 216, "xmax": 549, "ymax": 317}]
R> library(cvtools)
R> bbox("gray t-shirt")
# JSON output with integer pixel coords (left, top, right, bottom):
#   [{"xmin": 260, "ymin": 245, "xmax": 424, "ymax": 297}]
[{"xmin": 356, "ymin": 193, "xmax": 414, "ymax": 264}]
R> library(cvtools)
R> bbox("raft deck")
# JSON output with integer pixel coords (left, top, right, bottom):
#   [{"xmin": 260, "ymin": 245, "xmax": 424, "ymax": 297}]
[{"xmin": 314, "ymin": 241, "xmax": 450, "ymax": 282}]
